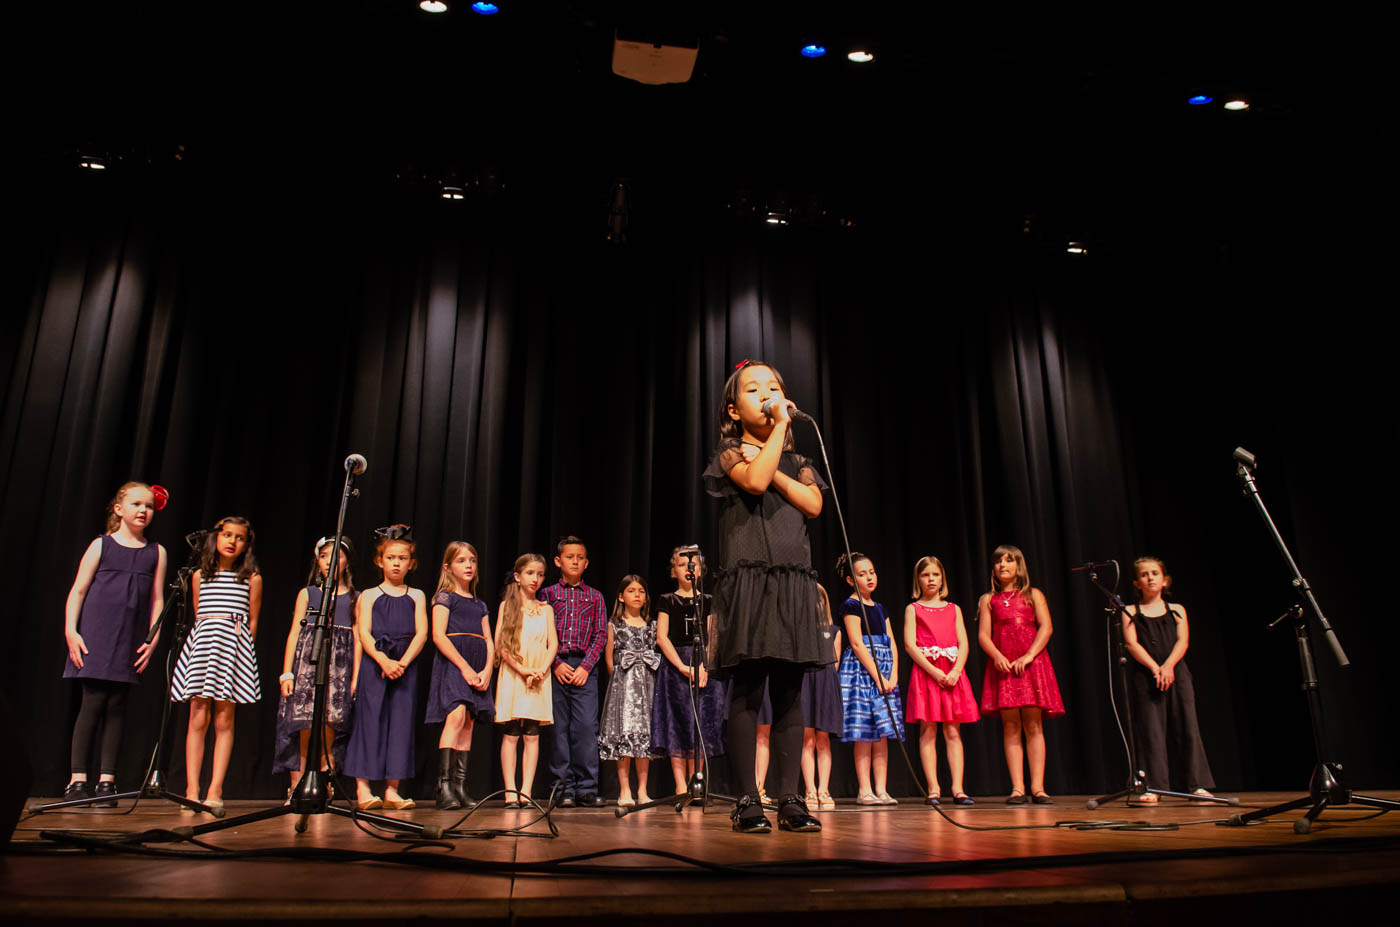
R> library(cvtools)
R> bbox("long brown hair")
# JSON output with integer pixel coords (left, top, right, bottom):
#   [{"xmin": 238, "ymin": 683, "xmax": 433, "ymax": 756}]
[
  {"xmin": 989, "ymin": 544, "xmax": 1030, "ymax": 597},
  {"xmin": 496, "ymin": 553, "xmax": 546, "ymax": 666},
  {"xmin": 610, "ymin": 574, "xmax": 651, "ymax": 623},
  {"xmin": 105, "ymin": 482, "xmax": 152, "ymax": 534},
  {"xmin": 718, "ymin": 361, "xmax": 796, "ymax": 451},
  {"xmin": 200, "ymin": 516, "xmax": 258, "ymax": 582},
  {"xmin": 436, "ymin": 540, "xmax": 480, "ymax": 597}
]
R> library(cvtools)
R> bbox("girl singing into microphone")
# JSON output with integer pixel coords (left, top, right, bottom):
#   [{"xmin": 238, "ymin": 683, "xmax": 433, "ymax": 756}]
[{"xmin": 704, "ymin": 360, "xmax": 828, "ymax": 833}]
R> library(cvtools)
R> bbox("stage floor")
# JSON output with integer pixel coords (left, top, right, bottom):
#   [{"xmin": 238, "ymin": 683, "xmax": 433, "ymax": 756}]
[{"xmin": 4, "ymin": 790, "xmax": 1399, "ymax": 925}]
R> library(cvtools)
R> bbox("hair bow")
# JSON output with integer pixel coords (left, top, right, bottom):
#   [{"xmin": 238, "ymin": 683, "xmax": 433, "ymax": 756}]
[{"xmin": 374, "ymin": 524, "xmax": 414, "ymax": 541}]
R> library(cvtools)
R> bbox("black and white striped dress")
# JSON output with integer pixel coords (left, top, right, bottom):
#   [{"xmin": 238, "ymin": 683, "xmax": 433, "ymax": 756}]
[{"xmin": 172, "ymin": 570, "xmax": 261, "ymax": 703}]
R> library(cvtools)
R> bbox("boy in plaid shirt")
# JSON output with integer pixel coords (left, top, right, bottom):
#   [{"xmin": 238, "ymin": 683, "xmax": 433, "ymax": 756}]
[{"xmin": 541, "ymin": 536, "xmax": 608, "ymax": 805}]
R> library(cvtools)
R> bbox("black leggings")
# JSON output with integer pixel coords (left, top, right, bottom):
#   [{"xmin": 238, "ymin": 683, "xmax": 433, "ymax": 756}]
[
  {"xmin": 70, "ymin": 679, "xmax": 129, "ymax": 776},
  {"xmin": 727, "ymin": 659, "xmax": 805, "ymax": 800}
]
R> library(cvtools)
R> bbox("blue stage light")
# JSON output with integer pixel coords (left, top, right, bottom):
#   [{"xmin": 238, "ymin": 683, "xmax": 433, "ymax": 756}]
[
  {"xmin": 471, "ymin": 2, "xmax": 499, "ymax": 13},
  {"xmin": 801, "ymin": 45, "xmax": 827, "ymax": 58},
  {"xmin": 1188, "ymin": 95, "xmax": 1213, "ymax": 105}
]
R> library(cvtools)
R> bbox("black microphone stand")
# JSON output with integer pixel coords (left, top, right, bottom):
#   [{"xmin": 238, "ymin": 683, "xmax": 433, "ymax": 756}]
[
  {"xmin": 159, "ymin": 458, "xmax": 433, "ymax": 840},
  {"xmin": 618, "ymin": 549, "xmax": 735, "ymax": 817},
  {"xmin": 1083, "ymin": 564, "xmax": 1235, "ymax": 810},
  {"xmin": 1226, "ymin": 451, "xmax": 1398, "ymax": 833},
  {"xmin": 31, "ymin": 542, "xmax": 221, "ymax": 816}
]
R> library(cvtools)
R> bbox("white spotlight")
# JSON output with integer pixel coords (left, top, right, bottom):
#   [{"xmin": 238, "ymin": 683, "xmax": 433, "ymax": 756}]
[
  {"xmin": 420, "ymin": 1, "xmax": 448, "ymax": 13},
  {"xmin": 1223, "ymin": 99, "xmax": 1250, "ymax": 111},
  {"xmin": 847, "ymin": 50, "xmax": 874, "ymax": 63}
]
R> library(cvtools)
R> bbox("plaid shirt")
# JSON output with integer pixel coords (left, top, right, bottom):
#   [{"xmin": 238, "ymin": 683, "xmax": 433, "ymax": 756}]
[{"xmin": 541, "ymin": 580, "xmax": 608, "ymax": 672}]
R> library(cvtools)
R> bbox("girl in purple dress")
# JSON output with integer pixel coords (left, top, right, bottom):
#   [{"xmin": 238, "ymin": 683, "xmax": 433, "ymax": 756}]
[
  {"xmin": 426, "ymin": 541, "xmax": 494, "ymax": 810},
  {"xmin": 62, "ymin": 482, "xmax": 169, "ymax": 804},
  {"xmin": 345, "ymin": 526, "xmax": 429, "ymax": 810},
  {"xmin": 977, "ymin": 545, "xmax": 1065, "ymax": 805}
]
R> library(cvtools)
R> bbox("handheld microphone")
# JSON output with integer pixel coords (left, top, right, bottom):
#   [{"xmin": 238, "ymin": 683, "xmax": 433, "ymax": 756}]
[
  {"xmin": 1070, "ymin": 561, "xmax": 1116, "ymax": 573},
  {"xmin": 759, "ymin": 398, "xmax": 812, "ymax": 421},
  {"xmin": 344, "ymin": 453, "xmax": 368, "ymax": 475},
  {"xmin": 1233, "ymin": 447, "xmax": 1257, "ymax": 469}
]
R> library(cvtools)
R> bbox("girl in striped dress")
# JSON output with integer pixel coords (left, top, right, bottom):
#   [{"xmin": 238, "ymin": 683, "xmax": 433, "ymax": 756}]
[{"xmin": 172, "ymin": 517, "xmax": 262, "ymax": 812}]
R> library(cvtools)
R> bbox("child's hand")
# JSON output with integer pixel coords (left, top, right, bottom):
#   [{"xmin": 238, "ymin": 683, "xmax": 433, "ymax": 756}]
[
  {"xmin": 570, "ymin": 664, "xmax": 590, "ymax": 686},
  {"xmin": 883, "ymin": 675, "xmax": 898, "ymax": 694},
  {"xmin": 460, "ymin": 665, "xmax": 476, "ymax": 686},
  {"xmin": 994, "ymin": 654, "xmax": 1013, "ymax": 674},
  {"xmin": 280, "ymin": 677, "xmax": 295, "ymax": 698},
  {"xmin": 740, "ymin": 443, "xmax": 760, "ymax": 462},
  {"xmin": 1010, "ymin": 655, "xmax": 1030, "ymax": 676},
  {"xmin": 1156, "ymin": 665, "xmax": 1175, "ymax": 690},
  {"xmin": 943, "ymin": 667, "xmax": 961, "ymax": 687},
  {"xmin": 351, "ymin": 680, "xmax": 357, "ymax": 699},
  {"xmin": 66, "ymin": 630, "xmax": 88, "ymax": 669},
  {"xmin": 553, "ymin": 663, "xmax": 574, "ymax": 685},
  {"xmin": 697, "ymin": 665, "xmax": 709, "ymax": 688},
  {"xmin": 133, "ymin": 637, "xmax": 157, "ymax": 673}
]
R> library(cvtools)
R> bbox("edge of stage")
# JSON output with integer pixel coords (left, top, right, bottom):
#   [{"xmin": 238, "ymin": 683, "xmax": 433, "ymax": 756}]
[{"xmin": 4, "ymin": 790, "xmax": 1399, "ymax": 926}]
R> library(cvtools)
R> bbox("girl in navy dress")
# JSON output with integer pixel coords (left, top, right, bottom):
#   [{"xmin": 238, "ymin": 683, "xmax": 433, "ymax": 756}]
[
  {"xmin": 836, "ymin": 552, "xmax": 904, "ymax": 806},
  {"xmin": 704, "ymin": 360, "xmax": 828, "ymax": 834},
  {"xmin": 172, "ymin": 517, "xmax": 262, "ymax": 812},
  {"xmin": 62, "ymin": 481, "xmax": 169, "ymax": 804},
  {"xmin": 345, "ymin": 525, "xmax": 429, "ymax": 810},
  {"xmin": 426, "ymin": 541, "xmax": 494, "ymax": 810},
  {"xmin": 652, "ymin": 547, "xmax": 727, "ymax": 797},
  {"xmin": 274, "ymin": 536, "xmax": 359, "ymax": 796},
  {"xmin": 800, "ymin": 585, "xmax": 843, "ymax": 810}
]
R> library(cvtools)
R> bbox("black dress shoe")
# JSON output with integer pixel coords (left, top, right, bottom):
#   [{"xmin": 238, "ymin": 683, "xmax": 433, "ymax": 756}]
[
  {"xmin": 730, "ymin": 793, "xmax": 771, "ymax": 834},
  {"xmin": 776, "ymin": 795, "xmax": 822, "ymax": 833},
  {"xmin": 1006, "ymin": 792, "xmax": 1028, "ymax": 805},
  {"xmin": 93, "ymin": 781, "xmax": 118, "ymax": 808},
  {"xmin": 577, "ymin": 793, "xmax": 601, "ymax": 807},
  {"xmin": 1031, "ymin": 792, "xmax": 1054, "ymax": 805},
  {"xmin": 63, "ymin": 782, "xmax": 93, "ymax": 801},
  {"xmin": 557, "ymin": 794, "xmax": 576, "ymax": 808}
]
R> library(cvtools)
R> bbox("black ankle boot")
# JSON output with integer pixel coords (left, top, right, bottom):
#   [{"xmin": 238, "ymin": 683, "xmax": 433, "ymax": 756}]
[
  {"xmin": 730, "ymin": 792, "xmax": 771, "ymax": 834},
  {"xmin": 777, "ymin": 794, "xmax": 821, "ymax": 832},
  {"xmin": 435, "ymin": 748, "xmax": 461, "ymax": 810},
  {"xmin": 449, "ymin": 749, "xmax": 473, "ymax": 808}
]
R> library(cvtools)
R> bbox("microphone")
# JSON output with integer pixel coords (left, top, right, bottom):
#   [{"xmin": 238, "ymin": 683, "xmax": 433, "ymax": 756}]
[
  {"xmin": 759, "ymin": 398, "xmax": 812, "ymax": 421},
  {"xmin": 1233, "ymin": 447, "xmax": 1257, "ymax": 469},
  {"xmin": 185, "ymin": 529, "xmax": 209, "ymax": 551},
  {"xmin": 1070, "ymin": 561, "xmax": 1116, "ymax": 573},
  {"xmin": 344, "ymin": 453, "xmax": 368, "ymax": 475}
]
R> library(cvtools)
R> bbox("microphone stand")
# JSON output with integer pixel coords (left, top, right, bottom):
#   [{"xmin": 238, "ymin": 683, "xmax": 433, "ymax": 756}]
[
  {"xmin": 1226, "ymin": 453, "xmax": 1398, "ymax": 833},
  {"xmin": 618, "ymin": 549, "xmax": 735, "ymax": 817},
  {"xmin": 157, "ymin": 459, "xmax": 433, "ymax": 841},
  {"xmin": 31, "ymin": 545, "xmax": 221, "ymax": 816},
  {"xmin": 1082, "ymin": 565, "xmax": 1234, "ymax": 810}
]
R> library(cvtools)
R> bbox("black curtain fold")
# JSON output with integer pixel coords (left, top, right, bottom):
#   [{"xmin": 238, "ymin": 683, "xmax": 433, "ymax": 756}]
[{"xmin": 4, "ymin": 172, "xmax": 1393, "ymax": 802}]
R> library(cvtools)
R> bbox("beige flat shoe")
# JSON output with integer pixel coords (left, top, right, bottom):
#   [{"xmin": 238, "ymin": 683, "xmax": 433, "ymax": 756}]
[{"xmin": 817, "ymin": 791, "xmax": 836, "ymax": 811}]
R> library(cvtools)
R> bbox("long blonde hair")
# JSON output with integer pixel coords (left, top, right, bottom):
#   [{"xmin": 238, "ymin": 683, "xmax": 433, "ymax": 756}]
[
  {"xmin": 496, "ymin": 553, "xmax": 546, "ymax": 666},
  {"xmin": 106, "ymin": 482, "xmax": 152, "ymax": 534},
  {"xmin": 436, "ymin": 540, "xmax": 480, "ymax": 597}
]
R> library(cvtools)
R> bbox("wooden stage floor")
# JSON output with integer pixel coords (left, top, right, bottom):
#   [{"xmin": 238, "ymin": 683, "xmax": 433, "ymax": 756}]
[{"xmin": 4, "ymin": 790, "xmax": 1399, "ymax": 925}]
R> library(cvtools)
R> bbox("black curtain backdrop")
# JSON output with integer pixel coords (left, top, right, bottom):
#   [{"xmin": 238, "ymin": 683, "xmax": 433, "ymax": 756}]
[{"xmin": 3, "ymin": 161, "xmax": 1393, "ymax": 803}]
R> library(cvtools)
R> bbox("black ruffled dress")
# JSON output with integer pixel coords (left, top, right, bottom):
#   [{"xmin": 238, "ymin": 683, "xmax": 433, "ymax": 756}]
[{"xmin": 702, "ymin": 437, "xmax": 832, "ymax": 676}]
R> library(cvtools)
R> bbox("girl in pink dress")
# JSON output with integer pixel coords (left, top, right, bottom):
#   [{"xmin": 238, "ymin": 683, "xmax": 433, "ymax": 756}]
[
  {"xmin": 977, "ymin": 545, "xmax": 1064, "ymax": 805},
  {"xmin": 903, "ymin": 556, "xmax": 979, "ymax": 806}
]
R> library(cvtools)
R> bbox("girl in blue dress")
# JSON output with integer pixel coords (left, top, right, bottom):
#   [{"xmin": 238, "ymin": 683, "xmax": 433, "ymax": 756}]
[
  {"xmin": 344, "ymin": 525, "xmax": 428, "ymax": 810},
  {"xmin": 426, "ymin": 541, "xmax": 494, "ymax": 810}
]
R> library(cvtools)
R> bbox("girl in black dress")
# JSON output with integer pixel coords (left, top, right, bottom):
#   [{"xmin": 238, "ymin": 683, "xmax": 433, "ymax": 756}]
[
  {"xmin": 704, "ymin": 360, "xmax": 828, "ymax": 833},
  {"xmin": 1122, "ymin": 556, "xmax": 1216, "ymax": 800}
]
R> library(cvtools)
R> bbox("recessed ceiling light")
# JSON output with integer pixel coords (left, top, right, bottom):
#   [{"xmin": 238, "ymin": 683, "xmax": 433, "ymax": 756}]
[
  {"xmin": 847, "ymin": 50, "xmax": 874, "ymax": 63},
  {"xmin": 801, "ymin": 45, "xmax": 827, "ymax": 58},
  {"xmin": 1223, "ymin": 99, "xmax": 1250, "ymax": 111},
  {"xmin": 1187, "ymin": 95, "xmax": 1213, "ymax": 105},
  {"xmin": 419, "ymin": 1, "xmax": 448, "ymax": 12}
]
